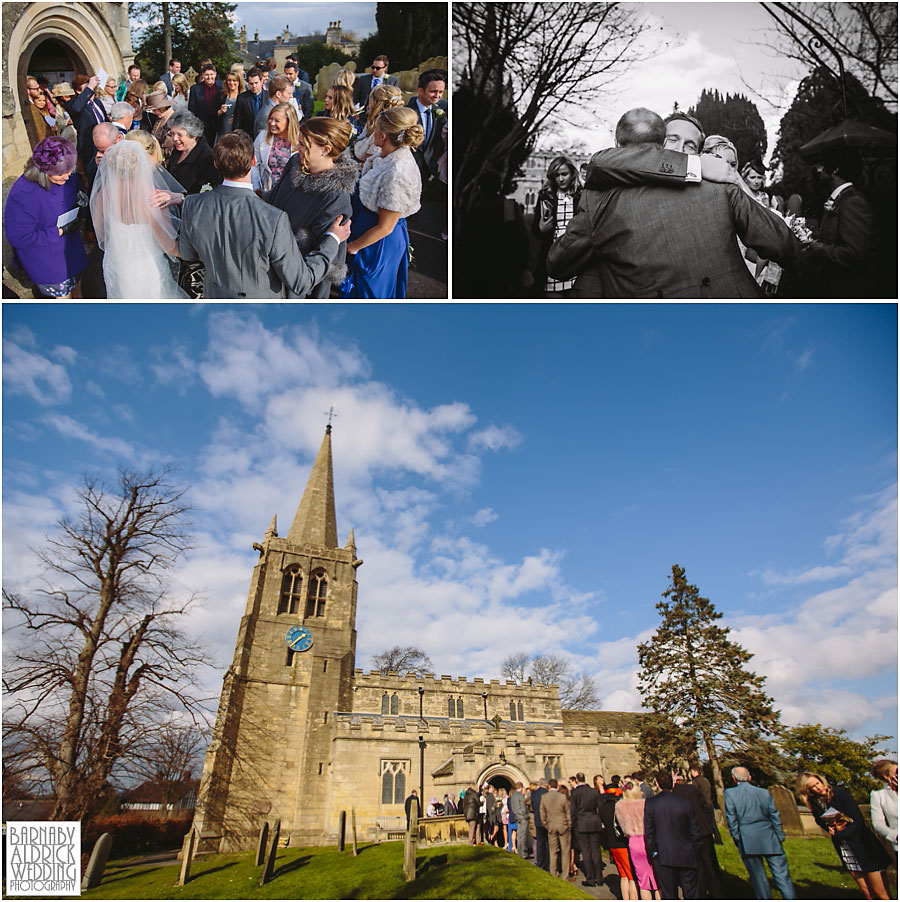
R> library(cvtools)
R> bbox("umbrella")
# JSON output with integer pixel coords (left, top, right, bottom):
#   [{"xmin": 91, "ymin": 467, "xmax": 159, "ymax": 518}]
[{"xmin": 800, "ymin": 119, "xmax": 898, "ymax": 158}]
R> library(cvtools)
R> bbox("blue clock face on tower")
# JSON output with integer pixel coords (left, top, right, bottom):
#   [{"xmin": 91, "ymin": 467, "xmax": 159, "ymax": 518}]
[{"xmin": 285, "ymin": 626, "xmax": 313, "ymax": 652}]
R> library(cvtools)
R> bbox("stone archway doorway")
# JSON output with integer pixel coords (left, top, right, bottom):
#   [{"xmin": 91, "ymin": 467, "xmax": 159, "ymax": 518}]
[
  {"xmin": 477, "ymin": 762, "xmax": 528, "ymax": 792},
  {"xmin": 19, "ymin": 36, "xmax": 89, "ymax": 147}
]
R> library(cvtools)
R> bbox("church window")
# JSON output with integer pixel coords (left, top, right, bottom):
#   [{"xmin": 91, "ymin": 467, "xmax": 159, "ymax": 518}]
[
  {"xmin": 380, "ymin": 760, "xmax": 408, "ymax": 804},
  {"xmin": 510, "ymin": 701, "xmax": 517, "ymax": 720},
  {"xmin": 543, "ymin": 755, "xmax": 562, "ymax": 782},
  {"xmin": 517, "ymin": 701, "xmax": 523, "ymax": 721},
  {"xmin": 448, "ymin": 697, "xmax": 455, "ymax": 717},
  {"xmin": 323, "ymin": 660, "xmax": 328, "ymax": 673},
  {"xmin": 278, "ymin": 566, "xmax": 302, "ymax": 614},
  {"xmin": 305, "ymin": 570, "xmax": 327, "ymax": 617},
  {"xmin": 381, "ymin": 693, "xmax": 389, "ymax": 714},
  {"xmin": 456, "ymin": 697, "xmax": 463, "ymax": 718},
  {"xmin": 285, "ymin": 648, "xmax": 294, "ymax": 667},
  {"xmin": 318, "ymin": 763, "xmax": 323, "ymax": 775},
  {"xmin": 390, "ymin": 693, "xmax": 399, "ymax": 715},
  {"xmin": 323, "ymin": 712, "xmax": 328, "ymax": 724}
]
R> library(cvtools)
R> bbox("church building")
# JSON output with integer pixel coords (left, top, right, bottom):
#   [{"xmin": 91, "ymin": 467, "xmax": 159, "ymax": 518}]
[{"xmin": 192, "ymin": 427, "xmax": 639, "ymax": 851}]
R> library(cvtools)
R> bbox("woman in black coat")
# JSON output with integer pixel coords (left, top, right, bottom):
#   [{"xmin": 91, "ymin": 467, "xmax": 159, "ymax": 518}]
[
  {"xmin": 798, "ymin": 772, "xmax": 891, "ymax": 899},
  {"xmin": 165, "ymin": 110, "xmax": 220, "ymax": 195},
  {"xmin": 266, "ymin": 118, "xmax": 356, "ymax": 298}
]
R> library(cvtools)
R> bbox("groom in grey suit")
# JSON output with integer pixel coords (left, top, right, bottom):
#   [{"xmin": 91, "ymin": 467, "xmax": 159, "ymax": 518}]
[{"xmin": 178, "ymin": 132, "xmax": 350, "ymax": 298}]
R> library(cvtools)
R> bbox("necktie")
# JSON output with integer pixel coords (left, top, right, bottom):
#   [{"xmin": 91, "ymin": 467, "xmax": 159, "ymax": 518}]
[{"xmin": 424, "ymin": 107, "xmax": 432, "ymax": 144}]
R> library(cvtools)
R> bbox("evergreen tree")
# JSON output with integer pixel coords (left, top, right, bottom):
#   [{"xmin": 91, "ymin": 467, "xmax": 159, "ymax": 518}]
[
  {"xmin": 780, "ymin": 723, "xmax": 891, "ymax": 802},
  {"xmin": 769, "ymin": 65, "xmax": 897, "ymax": 210},
  {"xmin": 637, "ymin": 564, "xmax": 782, "ymax": 814},
  {"xmin": 130, "ymin": 2, "xmax": 237, "ymax": 82},
  {"xmin": 636, "ymin": 713, "xmax": 698, "ymax": 774},
  {"xmin": 358, "ymin": 3, "xmax": 447, "ymax": 72},
  {"xmin": 688, "ymin": 89, "xmax": 767, "ymax": 167}
]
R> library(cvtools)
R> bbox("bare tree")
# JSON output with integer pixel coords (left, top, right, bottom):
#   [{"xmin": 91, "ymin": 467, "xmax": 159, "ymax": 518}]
[
  {"xmin": 501, "ymin": 652, "xmax": 601, "ymax": 710},
  {"xmin": 371, "ymin": 646, "xmax": 434, "ymax": 677},
  {"xmin": 124, "ymin": 722, "xmax": 209, "ymax": 814},
  {"xmin": 2, "ymin": 469, "xmax": 213, "ymax": 821},
  {"xmin": 453, "ymin": 3, "xmax": 656, "ymax": 216},
  {"xmin": 758, "ymin": 3, "xmax": 897, "ymax": 108}
]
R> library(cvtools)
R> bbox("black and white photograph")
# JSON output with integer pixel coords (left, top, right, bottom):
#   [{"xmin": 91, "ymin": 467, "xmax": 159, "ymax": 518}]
[{"xmin": 453, "ymin": 2, "xmax": 897, "ymax": 299}]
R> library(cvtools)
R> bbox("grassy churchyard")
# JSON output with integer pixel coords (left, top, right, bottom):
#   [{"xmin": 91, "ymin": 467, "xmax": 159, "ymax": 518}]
[{"xmin": 77, "ymin": 836, "xmax": 869, "ymax": 900}]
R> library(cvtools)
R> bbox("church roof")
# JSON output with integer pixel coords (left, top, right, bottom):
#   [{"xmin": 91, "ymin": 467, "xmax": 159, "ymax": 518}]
[
  {"xmin": 561, "ymin": 710, "xmax": 641, "ymax": 733},
  {"xmin": 287, "ymin": 425, "xmax": 339, "ymax": 548}
]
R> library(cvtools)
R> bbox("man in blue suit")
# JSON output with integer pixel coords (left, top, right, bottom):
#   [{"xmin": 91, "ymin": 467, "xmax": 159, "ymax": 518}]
[
  {"xmin": 530, "ymin": 779, "xmax": 550, "ymax": 871},
  {"xmin": 724, "ymin": 767, "xmax": 795, "ymax": 899}
]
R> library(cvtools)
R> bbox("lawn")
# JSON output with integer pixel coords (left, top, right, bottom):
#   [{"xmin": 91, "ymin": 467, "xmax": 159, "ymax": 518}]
[
  {"xmin": 81, "ymin": 842, "xmax": 592, "ymax": 900},
  {"xmin": 716, "ymin": 835, "xmax": 868, "ymax": 899}
]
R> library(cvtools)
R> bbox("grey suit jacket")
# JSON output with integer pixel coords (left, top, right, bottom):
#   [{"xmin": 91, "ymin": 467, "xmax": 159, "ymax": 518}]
[
  {"xmin": 724, "ymin": 782, "xmax": 785, "ymax": 857},
  {"xmin": 547, "ymin": 150, "xmax": 800, "ymax": 299},
  {"xmin": 178, "ymin": 185, "xmax": 337, "ymax": 298}
]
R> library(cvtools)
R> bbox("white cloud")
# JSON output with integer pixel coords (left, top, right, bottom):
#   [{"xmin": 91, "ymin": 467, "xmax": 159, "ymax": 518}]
[
  {"xmin": 3, "ymin": 331, "xmax": 74, "ymax": 406},
  {"xmin": 42, "ymin": 414, "xmax": 139, "ymax": 462},
  {"xmin": 792, "ymin": 348, "xmax": 815, "ymax": 371},
  {"xmin": 471, "ymin": 507, "xmax": 498, "ymax": 527},
  {"xmin": 468, "ymin": 425, "xmax": 523, "ymax": 452}
]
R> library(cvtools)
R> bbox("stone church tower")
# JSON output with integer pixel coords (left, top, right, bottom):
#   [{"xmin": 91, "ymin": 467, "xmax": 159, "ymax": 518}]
[{"xmin": 192, "ymin": 425, "xmax": 362, "ymax": 851}]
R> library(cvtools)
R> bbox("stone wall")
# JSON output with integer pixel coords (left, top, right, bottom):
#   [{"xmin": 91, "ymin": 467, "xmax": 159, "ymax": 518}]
[{"xmin": 350, "ymin": 669, "xmax": 563, "ymax": 723}]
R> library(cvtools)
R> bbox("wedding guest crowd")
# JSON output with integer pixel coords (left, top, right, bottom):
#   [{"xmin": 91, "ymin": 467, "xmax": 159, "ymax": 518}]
[
  {"xmin": 413, "ymin": 758, "xmax": 896, "ymax": 901},
  {"xmin": 11, "ymin": 53, "xmax": 447, "ymax": 299}
]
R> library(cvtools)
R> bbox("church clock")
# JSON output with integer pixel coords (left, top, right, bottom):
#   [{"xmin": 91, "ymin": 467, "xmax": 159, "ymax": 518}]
[{"xmin": 285, "ymin": 625, "xmax": 313, "ymax": 652}]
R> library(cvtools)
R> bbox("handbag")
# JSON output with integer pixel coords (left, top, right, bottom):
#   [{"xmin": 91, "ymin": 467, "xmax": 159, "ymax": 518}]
[{"xmin": 177, "ymin": 260, "xmax": 204, "ymax": 299}]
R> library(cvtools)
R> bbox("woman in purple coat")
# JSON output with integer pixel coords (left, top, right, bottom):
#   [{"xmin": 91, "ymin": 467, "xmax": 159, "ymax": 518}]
[{"xmin": 4, "ymin": 137, "xmax": 87, "ymax": 297}]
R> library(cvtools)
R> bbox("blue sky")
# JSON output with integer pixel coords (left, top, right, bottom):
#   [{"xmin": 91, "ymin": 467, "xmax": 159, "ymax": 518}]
[
  {"xmin": 3, "ymin": 303, "xmax": 896, "ymax": 749},
  {"xmin": 231, "ymin": 3, "xmax": 376, "ymax": 41}
]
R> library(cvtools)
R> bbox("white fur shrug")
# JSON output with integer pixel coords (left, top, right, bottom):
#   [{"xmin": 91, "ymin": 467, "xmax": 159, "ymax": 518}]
[{"xmin": 358, "ymin": 146, "xmax": 422, "ymax": 219}]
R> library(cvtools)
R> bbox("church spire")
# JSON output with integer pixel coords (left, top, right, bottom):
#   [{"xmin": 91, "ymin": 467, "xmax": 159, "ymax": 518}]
[{"xmin": 287, "ymin": 425, "xmax": 338, "ymax": 548}]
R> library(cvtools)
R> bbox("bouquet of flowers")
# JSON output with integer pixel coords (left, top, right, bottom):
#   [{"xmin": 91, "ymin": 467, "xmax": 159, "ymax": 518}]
[{"xmin": 784, "ymin": 213, "xmax": 813, "ymax": 244}]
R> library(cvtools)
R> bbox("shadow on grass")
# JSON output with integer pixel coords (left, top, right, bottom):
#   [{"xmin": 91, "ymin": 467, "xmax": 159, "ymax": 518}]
[
  {"xmin": 191, "ymin": 860, "xmax": 239, "ymax": 879},
  {"xmin": 811, "ymin": 861, "xmax": 845, "ymax": 873},
  {"xmin": 97, "ymin": 866, "xmax": 162, "ymax": 886},
  {"xmin": 273, "ymin": 855, "xmax": 313, "ymax": 878},
  {"xmin": 794, "ymin": 878, "xmax": 859, "ymax": 899}
]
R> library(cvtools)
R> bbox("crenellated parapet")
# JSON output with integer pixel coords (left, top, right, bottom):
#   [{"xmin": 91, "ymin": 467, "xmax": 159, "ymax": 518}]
[{"xmin": 349, "ymin": 669, "xmax": 563, "ymax": 722}]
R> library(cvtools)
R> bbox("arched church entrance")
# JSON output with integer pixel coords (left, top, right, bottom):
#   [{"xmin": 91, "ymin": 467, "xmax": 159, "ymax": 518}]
[
  {"xmin": 3, "ymin": 3, "xmax": 130, "ymax": 176},
  {"xmin": 477, "ymin": 763, "xmax": 528, "ymax": 792}
]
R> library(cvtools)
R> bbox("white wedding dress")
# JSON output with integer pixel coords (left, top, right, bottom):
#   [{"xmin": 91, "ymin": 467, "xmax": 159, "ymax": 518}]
[
  {"xmin": 90, "ymin": 141, "xmax": 187, "ymax": 299},
  {"xmin": 103, "ymin": 224, "xmax": 182, "ymax": 299}
]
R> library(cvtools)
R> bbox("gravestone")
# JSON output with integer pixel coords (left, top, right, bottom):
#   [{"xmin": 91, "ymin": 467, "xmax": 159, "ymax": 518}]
[
  {"xmin": 259, "ymin": 818, "xmax": 280, "ymax": 885},
  {"xmin": 338, "ymin": 810, "xmax": 346, "ymax": 851},
  {"xmin": 81, "ymin": 832, "xmax": 113, "ymax": 890},
  {"xmin": 255, "ymin": 821, "xmax": 269, "ymax": 866},
  {"xmin": 176, "ymin": 829, "xmax": 196, "ymax": 886},
  {"xmin": 770, "ymin": 785, "xmax": 804, "ymax": 835},
  {"xmin": 403, "ymin": 806, "xmax": 418, "ymax": 881},
  {"xmin": 351, "ymin": 808, "xmax": 358, "ymax": 856}
]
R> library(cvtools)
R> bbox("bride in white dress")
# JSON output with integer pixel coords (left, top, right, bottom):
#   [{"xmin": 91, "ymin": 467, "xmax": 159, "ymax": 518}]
[{"xmin": 89, "ymin": 140, "xmax": 185, "ymax": 299}]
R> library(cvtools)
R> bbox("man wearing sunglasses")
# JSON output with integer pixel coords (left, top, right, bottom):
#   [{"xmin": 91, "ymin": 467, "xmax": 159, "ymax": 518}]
[{"xmin": 353, "ymin": 55, "xmax": 399, "ymax": 113}]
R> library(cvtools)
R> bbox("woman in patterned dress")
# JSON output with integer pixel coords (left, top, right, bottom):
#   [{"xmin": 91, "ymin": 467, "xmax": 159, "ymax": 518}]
[
  {"xmin": 532, "ymin": 155, "xmax": 582, "ymax": 297},
  {"xmin": 252, "ymin": 102, "xmax": 299, "ymax": 194}
]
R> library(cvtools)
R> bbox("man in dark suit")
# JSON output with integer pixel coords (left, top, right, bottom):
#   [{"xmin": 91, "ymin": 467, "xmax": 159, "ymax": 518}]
[
  {"xmin": 158, "ymin": 58, "xmax": 181, "ymax": 96},
  {"xmin": 66, "ymin": 76, "xmax": 107, "ymax": 166},
  {"xmin": 404, "ymin": 789, "xmax": 421, "ymax": 828},
  {"xmin": 285, "ymin": 54, "xmax": 309, "ymax": 85},
  {"xmin": 800, "ymin": 149, "xmax": 877, "ymax": 298},
  {"xmin": 406, "ymin": 69, "xmax": 447, "ymax": 182},
  {"xmin": 725, "ymin": 767, "xmax": 795, "ymax": 899},
  {"xmin": 530, "ymin": 778, "xmax": 550, "ymax": 872},
  {"xmin": 547, "ymin": 107, "xmax": 800, "ymax": 298},
  {"xmin": 644, "ymin": 770, "xmax": 702, "ymax": 899},
  {"xmin": 188, "ymin": 63, "xmax": 224, "ymax": 147},
  {"xmin": 177, "ymin": 132, "xmax": 350, "ymax": 298},
  {"xmin": 353, "ymin": 54, "xmax": 400, "ymax": 112},
  {"xmin": 570, "ymin": 772, "xmax": 604, "ymax": 886},
  {"xmin": 673, "ymin": 773, "xmax": 722, "ymax": 898},
  {"xmin": 283, "ymin": 60, "xmax": 313, "ymax": 120},
  {"xmin": 231, "ymin": 67, "xmax": 266, "ymax": 137}
]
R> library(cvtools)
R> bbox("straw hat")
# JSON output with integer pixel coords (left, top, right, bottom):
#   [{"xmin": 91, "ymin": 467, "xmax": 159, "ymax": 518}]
[
  {"xmin": 144, "ymin": 89, "xmax": 173, "ymax": 111},
  {"xmin": 51, "ymin": 82, "xmax": 75, "ymax": 98}
]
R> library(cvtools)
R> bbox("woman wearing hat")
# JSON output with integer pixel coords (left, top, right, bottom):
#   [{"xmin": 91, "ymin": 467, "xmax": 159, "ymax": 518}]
[
  {"xmin": 144, "ymin": 89, "xmax": 176, "ymax": 162},
  {"xmin": 50, "ymin": 83, "xmax": 77, "ymax": 142},
  {"xmin": 4, "ymin": 137, "xmax": 87, "ymax": 297}
]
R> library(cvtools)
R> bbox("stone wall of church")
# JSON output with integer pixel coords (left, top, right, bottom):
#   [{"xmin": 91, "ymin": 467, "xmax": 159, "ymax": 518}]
[
  {"xmin": 350, "ymin": 670, "xmax": 563, "ymax": 723},
  {"xmin": 321, "ymin": 713, "xmax": 639, "ymax": 843}
]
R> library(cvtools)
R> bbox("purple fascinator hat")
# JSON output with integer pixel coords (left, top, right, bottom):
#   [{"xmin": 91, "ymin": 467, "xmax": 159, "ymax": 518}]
[{"xmin": 32, "ymin": 136, "xmax": 77, "ymax": 175}]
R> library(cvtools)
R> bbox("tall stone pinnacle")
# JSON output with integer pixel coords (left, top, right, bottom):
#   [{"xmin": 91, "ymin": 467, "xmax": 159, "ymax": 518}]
[{"xmin": 287, "ymin": 425, "xmax": 338, "ymax": 548}]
